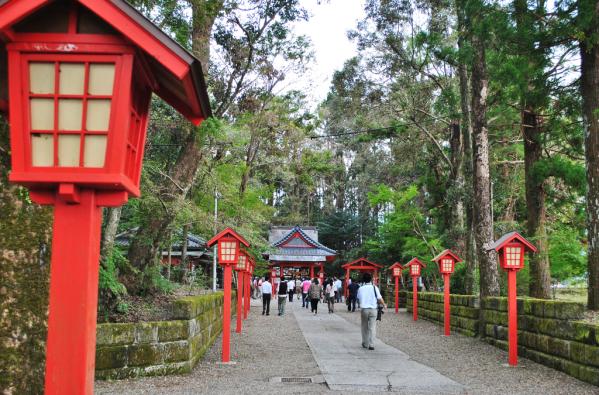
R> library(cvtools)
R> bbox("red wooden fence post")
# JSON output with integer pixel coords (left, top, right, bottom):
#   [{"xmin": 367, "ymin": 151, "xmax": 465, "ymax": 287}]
[
  {"xmin": 508, "ymin": 270, "xmax": 518, "ymax": 366},
  {"xmin": 44, "ymin": 190, "xmax": 102, "ymax": 395},
  {"xmin": 444, "ymin": 273, "xmax": 450, "ymax": 336},
  {"xmin": 236, "ymin": 272, "xmax": 243, "ymax": 333},
  {"xmin": 395, "ymin": 276, "xmax": 399, "ymax": 314}
]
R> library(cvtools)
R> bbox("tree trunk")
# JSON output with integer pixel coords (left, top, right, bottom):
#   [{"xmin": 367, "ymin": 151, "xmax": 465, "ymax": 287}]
[
  {"xmin": 335, "ymin": 150, "xmax": 345, "ymax": 211},
  {"xmin": 456, "ymin": 0, "xmax": 477, "ymax": 295},
  {"xmin": 449, "ymin": 120, "xmax": 466, "ymax": 254},
  {"xmin": 470, "ymin": 31, "xmax": 500, "ymax": 297},
  {"xmin": 523, "ymin": 109, "xmax": 551, "ymax": 298},
  {"xmin": 181, "ymin": 223, "xmax": 190, "ymax": 272},
  {"xmin": 100, "ymin": 207, "xmax": 122, "ymax": 260},
  {"xmin": 580, "ymin": 0, "xmax": 599, "ymax": 309}
]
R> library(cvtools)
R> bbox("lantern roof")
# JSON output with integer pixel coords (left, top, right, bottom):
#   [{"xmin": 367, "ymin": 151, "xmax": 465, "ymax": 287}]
[
  {"xmin": 207, "ymin": 227, "xmax": 250, "ymax": 248},
  {"xmin": 405, "ymin": 257, "xmax": 426, "ymax": 268},
  {"xmin": 342, "ymin": 257, "xmax": 383, "ymax": 269},
  {"xmin": 0, "ymin": 0, "xmax": 211, "ymax": 124},
  {"xmin": 487, "ymin": 231, "xmax": 537, "ymax": 253},
  {"xmin": 389, "ymin": 262, "xmax": 404, "ymax": 271},
  {"xmin": 432, "ymin": 249, "xmax": 463, "ymax": 263}
]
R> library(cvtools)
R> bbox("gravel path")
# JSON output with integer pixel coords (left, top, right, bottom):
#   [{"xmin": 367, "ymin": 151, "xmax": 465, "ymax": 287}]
[
  {"xmin": 336, "ymin": 307, "xmax": 599, "ymax": 395},
  {"xmin": 96, "ymin": 297, "xmax": 326, "ymax": 395}
]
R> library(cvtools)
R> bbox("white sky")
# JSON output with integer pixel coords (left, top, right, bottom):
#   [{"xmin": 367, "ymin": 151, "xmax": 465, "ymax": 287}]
[{"xmin": 283, "ymin": 0, "xmax": 366, "ymax": 107}]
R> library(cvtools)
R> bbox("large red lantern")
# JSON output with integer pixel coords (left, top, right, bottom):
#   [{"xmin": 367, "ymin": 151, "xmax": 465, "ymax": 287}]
[
  {"xmin": 489, "ymin": 232, "xmax": 536, "ymax": 366},
  {"xmin": 432, "ymin": 249, "xmax": 462, "ymax": 336},
  {"xmin": 405, "ymin": 258, "xmax": 426, "ymax": 321},
  {"xmin": 389, "ymin": 262, "xmax": 404, "ymax": 314},
  {"xmin": 0, "ymin": 2, "xmax": 210, "ymax": 394},
  {"xmin": 207, "ymin": 228, "xmax": 250, "ymax": 363}
]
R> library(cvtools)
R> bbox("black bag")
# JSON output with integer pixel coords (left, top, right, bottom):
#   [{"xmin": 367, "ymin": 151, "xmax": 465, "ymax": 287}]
[{"xmin": 373, "ymin": 284, "xmax": 384, "ymax": 321}]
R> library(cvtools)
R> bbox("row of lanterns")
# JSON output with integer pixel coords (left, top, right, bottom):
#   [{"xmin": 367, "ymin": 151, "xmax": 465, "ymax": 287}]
[
  {"xmin": 389, "ymin": 231, "xmax": 536, "ymax": 366},
  {"xmin": 207, "ymin": 227, "xmax": 255, "ymax": 363}
]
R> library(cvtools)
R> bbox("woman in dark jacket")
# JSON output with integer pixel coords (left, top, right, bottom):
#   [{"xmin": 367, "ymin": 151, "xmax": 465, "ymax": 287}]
[{"xmin": 308, "ymin": 278, "xmax": 323, "ymax": 315}]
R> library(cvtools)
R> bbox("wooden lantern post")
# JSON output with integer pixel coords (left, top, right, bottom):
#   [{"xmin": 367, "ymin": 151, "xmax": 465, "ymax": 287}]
[
  {"xmin": 488, "ymin": 232, "xmax": 536, "ymax": 366},
  {"xmin": 235, "ymin": 250, "xmax": 248, "ymax": 333},
  {"xmin": 389, "ymin": 262, "xmax": 404, "ymax": 314},
  {"xmin": 207, "ymin": 228, "xmax": 250, "ymax": 362},
  {"xmin": 0, "ymin": 1, "xmax": 211, "ymax": 393},
  {"xmin": 405, "ymin": 258, "xmax": 426, "ymax": 321},
  {"xmin": 432, "ymin": 250, "xmax": 462, "ymax": 336}
]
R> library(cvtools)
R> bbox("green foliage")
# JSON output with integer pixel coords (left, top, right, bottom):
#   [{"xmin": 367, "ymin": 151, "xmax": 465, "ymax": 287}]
[{"xmin": 549, "ymin": 228, "xmax": 587, "ymax": 282}]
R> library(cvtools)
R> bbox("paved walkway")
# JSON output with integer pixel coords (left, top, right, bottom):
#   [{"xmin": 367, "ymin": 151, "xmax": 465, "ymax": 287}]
[
  {"xmin": 294, "ymin": 305, "xmax": 463, "ymax": 393},
  {"xmin": 97, "ymin": 297, "xmax": 599, "ymax": 394}
]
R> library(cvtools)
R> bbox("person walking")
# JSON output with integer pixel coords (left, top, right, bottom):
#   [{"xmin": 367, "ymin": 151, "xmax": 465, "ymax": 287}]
[
  {"xmin": 356, "ymin": 272, "xmax": 386, "ymax": 350},
  {"xmin": 308, "ymin": 278, "xmax": 323, "ymax": 315},
  {"xmin": 302, "ymin": 277, "xmax": 311, "ymax": 308},
  {"xmin": 295, "ymin": 277, "xmax": 302, "ymax": 300},
  {"xmin": 325, "ymin": 279, "xmax": 336, "ymax": 313},
  {"xmin": 347, "ymin": 278, "xmax": 360, "ymax": 312},
  {"xmin": 261, "ymin": 277, "xmax": 272, "ymax": 316},
  {"xmin": 277, "ymin": 278, "xmax": 288, "ymax": 316},
  {"xmin": 334, "ymin": 277, "xmax": 342, "ymax": 303},
  {"xmin": 287, "ymin": 278, "xmax": 295, "ymax": 302}
]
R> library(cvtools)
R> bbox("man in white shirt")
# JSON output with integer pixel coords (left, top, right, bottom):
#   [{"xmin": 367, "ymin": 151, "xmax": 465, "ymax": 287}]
[
  {"xmin": 287, "ymin": 278, "xmax": 295, "ymax": 302},
  {"xmin": 334, "ymin": 278, "xmax": 343, "ymax": 302},
  {"xmin": 261, "ymin": 277, "xmax": 272, "ymax": 316},
  {"xmin": 356, "ymin": 272, "xmax": 386, "ymax": 350}
]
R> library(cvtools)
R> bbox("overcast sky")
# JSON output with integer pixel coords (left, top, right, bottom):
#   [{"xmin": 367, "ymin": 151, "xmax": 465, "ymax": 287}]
[{"xmin": 284, "ymin": 0, "xmax": 366, "ymax": 107}]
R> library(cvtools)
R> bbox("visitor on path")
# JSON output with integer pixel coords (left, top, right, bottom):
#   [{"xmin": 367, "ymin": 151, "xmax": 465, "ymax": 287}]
[
  {"xmin": 295, "ymin": 277, "xmax": 302, "ymax": 300},
  {"xmin": 302, "ymin": 277, "xmax": 311, "ymax": 308},
  {"xmin": 255, "ymin": 277, "xmax": 263, "ymax": 299},
  {"xmin": 334, "ymin": 277, "xmax": 342, "ymax": 303},
  {"xmin": 325, "ymin": 279, "xmax": 336, "ymax": 313},
  {"xmin": 347, "ymin": 279, "xmax": 360, "ymax": 312},
  {"xmin": 287, "ymin": 278, "xmax": 295, "ymax": 302},
  {"xmin": 356, "ymin": 272, "xmax": 386, "ymax": 350},
  {"xmin": 278, "ymin": 278, "xmax": 288, "ymax": 316},
  {"xmin": 308, "ymin": 278, "xmax": 323, "ymax": 315},
  {"xmin": 261, "ymin": 277, "xmax": 272, "ymax": 316}
]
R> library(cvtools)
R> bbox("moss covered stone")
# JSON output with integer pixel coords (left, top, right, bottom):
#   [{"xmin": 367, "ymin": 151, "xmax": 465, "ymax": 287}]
[
  {"xmin": 128, "ymin": 344, "xmax": 161, "ymax": 366},
  {"xmin": 162, "ymin": 341, "xmax": 190, "ymax": 363},
  {"xmin": 95, "ymin": 346, "xmax": 128, "ymax": 370},
  {"xmin": 157, "ymin": 320, "xmax": 189, "ymax": 342},
  {"xmin": 97, "ymin": 323, "xmax": 135, "ymax": 346}
]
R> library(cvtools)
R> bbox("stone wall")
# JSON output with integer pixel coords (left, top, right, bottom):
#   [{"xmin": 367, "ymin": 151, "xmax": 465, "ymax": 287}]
[
  {"xmin": 481, "ymin": 297, "xmax": 599, "ymax": 386},
  {"xmin": 379, "ymin": 284, "xmax": 407, "ymax": 308},
  {"xmin": 95, "ymin": 291, "xmax": 236, "ymax": 380},
  {"xmin": 406, "ymin": 292, "xmax": 479, "ymax": 337}
]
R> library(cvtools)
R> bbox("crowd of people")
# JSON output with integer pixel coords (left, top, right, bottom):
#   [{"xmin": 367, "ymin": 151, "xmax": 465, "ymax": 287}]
[{"xmin": 249, "ymin": 272, "xmax": 386, "ymax": 350}]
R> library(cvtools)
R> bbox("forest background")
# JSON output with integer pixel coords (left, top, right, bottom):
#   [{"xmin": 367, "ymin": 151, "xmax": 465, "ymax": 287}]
[{"xmin": 2, "ymin": 0, "xmax": 599, "ymax": 335}]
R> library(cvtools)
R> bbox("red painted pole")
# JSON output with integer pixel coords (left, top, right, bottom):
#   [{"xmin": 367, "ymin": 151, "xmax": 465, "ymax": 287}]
[
  {"xmin": 222, "ymin": 264, "xmax": 232, "ymax": 362},
  {"xmin": 412, "ymin": 277, "xmax": 418, "ymax": 321},
  {"xmin": 236, "ymin": 272, "xmax": 243, "ymax": 333},
  {"xmin": 394, "ymin": 276, "xmax": 399, "ymax": 314},
  {"xmin": 444, "ymin": 273, "xmax": 450, "ymax": 336},
  {"xmin": 44, "ymin": 190, "xmax": 102, "ymax": 395},
  {"xmin": 508, "ymin": 270, "xmax": 518, "ymax": 366},
  {"xmin": 244, "ymin": 272, "xmax": 250, "ymax": 319}
]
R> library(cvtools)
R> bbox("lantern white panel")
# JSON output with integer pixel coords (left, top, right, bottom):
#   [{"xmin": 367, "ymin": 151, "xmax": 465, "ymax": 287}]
[
  {"xmin": 29, "ymin": 63, "xmax": 55, "ymax": 94},
  {"xmin": 88, "ymin": 64, "xmax": 115, "ymax": 95},
  {"xmin": 86, "ymin": 100, "xmax": 111, "ymax": 131},
  {"xmin": 31, "ymin": 134, "xmax": 54, "ymax": 166},
  {"xmin": 58, "ymin": 99, "xmax": 83, "ymax": 130},
  {"xmin": 83, "ymin": 135, "xmax": 107, "ymax": 168},
  {"xmin": 59, "ymin": 63, "xmax": 85, "ymax": 95},
  {"xmin": 57, "ymin": 135, "xmax": 80, "ymax": 167},
  {"xmin": 30, "ymin": 98, "xmax": 54, "ymax": 130}
]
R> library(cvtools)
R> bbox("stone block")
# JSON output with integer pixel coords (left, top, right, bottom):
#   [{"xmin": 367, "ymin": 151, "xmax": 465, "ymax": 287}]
[
  {"xmin": 572, "ymin": 322, "xmax": 592, "ymax": 344},
  {"xmin": 96, "ymin": 323, "xmax": 135, "ymax": 346},
  {"xmin": 553, "ymin": 301, "xmax": 585, "ymax": 320},
  {"xmin": 95, "ymin": 346, "xmax": 128, "ymax": 370},
  {"xmin": 547, "ymin": 336, "xmax": 571, "ymax": 359},
  {"xmin": 128, "ymin": 344, "xmax": 161, "ymax": 366},
  {"xmin": 134, "ymin": 322, "xmax": 158, "ymax": 344},
  {"xmin": 157, "ymin": 320, "xmax": 189, "ymax": 342},
  {"xmin": 162, "ymin": 341, "xmax": 190, "ymax": 363},
  {"xmin": 577, "ymin": 364, "xmax": 599, "ymax": 386}
]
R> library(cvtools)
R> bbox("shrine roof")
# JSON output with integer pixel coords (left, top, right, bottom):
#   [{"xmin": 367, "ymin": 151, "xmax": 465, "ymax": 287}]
[{"xmin": 266, "ymin": 225, "xmax": 336, "ymax": 262}]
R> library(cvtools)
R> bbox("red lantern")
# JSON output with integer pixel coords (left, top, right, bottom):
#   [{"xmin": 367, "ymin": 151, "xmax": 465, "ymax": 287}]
[
  {"xmin": 488, "ymin": 232, "xmax": 537, "ymax": 366},
  {"xmin": 0, "ymin": 2, "xmax": 211, "ymax": 394},
  {"xmin": 432, "ymin": 250, "xmax": 462, "ymax": 336},
  {"xmin": 405, "ymin": 258, "xmax": 425, "ymax": 321},
  {"xmin": 389, "ymin": 262, "xmax": 404, "ymax": 314},
  {"xmin": 207, "ymin": 228, "xmax": 250, "ymax": 362}
]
